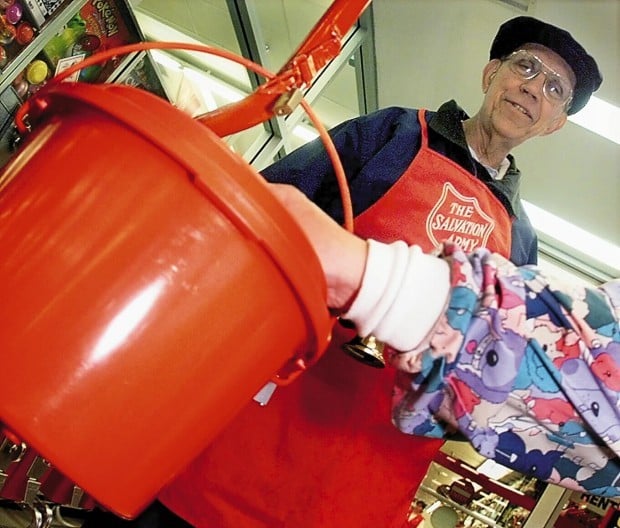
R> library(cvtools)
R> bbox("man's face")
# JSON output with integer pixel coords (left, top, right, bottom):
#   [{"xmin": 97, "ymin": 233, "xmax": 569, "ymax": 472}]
[{"xmin": 480, "ymin": 44, "xmax": 575, "ymax": 144}]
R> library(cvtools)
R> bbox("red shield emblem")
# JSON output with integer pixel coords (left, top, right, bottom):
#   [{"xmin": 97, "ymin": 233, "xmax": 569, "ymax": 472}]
[{"xmin": 426, "ymin": 182, "xmax": 496, "ymax": 252}]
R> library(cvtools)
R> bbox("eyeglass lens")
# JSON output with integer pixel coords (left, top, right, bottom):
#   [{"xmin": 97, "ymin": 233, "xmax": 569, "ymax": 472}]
[{"xmin": 507, "ymin": 51, "xmax": 572, "ymax": 104}]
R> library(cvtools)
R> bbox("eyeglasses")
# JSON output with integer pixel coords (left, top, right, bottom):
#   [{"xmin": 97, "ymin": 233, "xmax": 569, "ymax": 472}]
[{"xmin": 504, "ymin": 50, "xmax": 574, "ymax": 107}]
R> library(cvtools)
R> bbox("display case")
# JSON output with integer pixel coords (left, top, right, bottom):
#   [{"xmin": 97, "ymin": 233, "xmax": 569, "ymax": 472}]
[
  {"xmin": 0, "ymin": 0, "xmax": 169, "ymax": 165},
  {"xmin": 411, "ymin": 442, "xmax": 543, "ymax": 528},
  {"xmin": 415, "ymin": 445, "xmax": 619, "ymax": 528}
]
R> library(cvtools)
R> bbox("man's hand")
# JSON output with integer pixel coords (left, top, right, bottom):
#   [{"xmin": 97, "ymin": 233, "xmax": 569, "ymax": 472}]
[{"xmin": 268, "ymin": 183, "xmax": 367, "ymax": 311}]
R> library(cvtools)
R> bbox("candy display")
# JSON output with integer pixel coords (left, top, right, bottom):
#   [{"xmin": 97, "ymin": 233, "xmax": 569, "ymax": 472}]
[
  {"xmin": 14, "ymin": 20, "xmax": 33, "ymax": 44},
  {"xmin": 0, "ymin": 1, "xmax": 40, "ymax": 64},
  {"xmin": 5, "ymin": 3, "xmax": 22, "ymax": 24},
  {"xmin": 0, "ymin": 0, "xmax": 168, "ymax": 176}
]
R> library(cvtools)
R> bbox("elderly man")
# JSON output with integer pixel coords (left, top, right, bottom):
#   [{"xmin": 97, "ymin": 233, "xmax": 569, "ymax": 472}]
[{"xmin": 83, "ymin": 14, "xmax": 603, "ymax": 528}]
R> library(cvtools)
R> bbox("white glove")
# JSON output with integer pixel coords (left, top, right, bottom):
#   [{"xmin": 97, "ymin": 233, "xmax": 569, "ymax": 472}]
[{"xmin": 343, "ymin": 240, "xmax": 450, "ymax": 352}]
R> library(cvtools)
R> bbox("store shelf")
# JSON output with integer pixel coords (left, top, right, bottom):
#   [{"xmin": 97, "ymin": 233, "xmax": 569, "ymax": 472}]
[
  {"xmin": 0, "ymin": 0, "xmax": 88, "ymax": 94},
  {"xmin": 0, "ymin": 0, "xmax": 170, "ymax": 167},
  {"xmin": 412, "ymin": 448, "xmax": 541, "ymax": 527},
  {"xmin": 434, "ymin": 450, "xmax": 537, "ymax": 511}
]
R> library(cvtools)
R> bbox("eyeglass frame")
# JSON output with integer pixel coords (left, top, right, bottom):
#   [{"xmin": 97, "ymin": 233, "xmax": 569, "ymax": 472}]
[{"xmin": 502, "ymin": 49, "xmax": 574, "ymax": 110}]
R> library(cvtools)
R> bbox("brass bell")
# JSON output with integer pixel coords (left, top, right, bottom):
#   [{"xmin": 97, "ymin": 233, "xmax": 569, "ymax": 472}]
[{"xmin": 342, "ymin": 334, "xmax": 385, "ymax": 368}]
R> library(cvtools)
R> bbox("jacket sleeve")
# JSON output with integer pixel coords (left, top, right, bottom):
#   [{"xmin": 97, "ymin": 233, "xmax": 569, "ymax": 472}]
[
  {"xmin": 510, "ymin": 206, "xmax": 538, "ymax": 265},
  {"xmin": 389, "ymin": 243, "xmax": 620, "ymax": 497}
]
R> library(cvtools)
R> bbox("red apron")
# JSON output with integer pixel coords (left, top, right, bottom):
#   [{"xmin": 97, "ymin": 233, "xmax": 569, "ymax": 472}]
[
  {"xmin": 158, "ymin": 110, "xmax": 512, "ymax": 528},
  {"xmin": 354, "ymin": 109, "xmax": 512, "ymax": 254}
]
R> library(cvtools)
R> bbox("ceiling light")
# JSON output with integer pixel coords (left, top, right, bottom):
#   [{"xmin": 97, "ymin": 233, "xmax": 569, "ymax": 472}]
[
  {"xmin": 522, "ymin": 200, "xmax": 620, "ymax": 282},
  {"xmin": 568, "ymin": 96, "xmax": 620, "ymax": 145}
]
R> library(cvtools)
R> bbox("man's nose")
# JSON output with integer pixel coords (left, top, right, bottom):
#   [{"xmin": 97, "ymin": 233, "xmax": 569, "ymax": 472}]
[{"xmin": 521, "ymin": 72, "xmax": 546, "ymax": 99}]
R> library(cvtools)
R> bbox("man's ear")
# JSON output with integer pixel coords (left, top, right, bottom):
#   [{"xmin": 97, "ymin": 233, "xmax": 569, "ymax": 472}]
[
  {"xmin": 482, "ymin": 59, "xmax": 502, "ymax": 93},
  {"xmin": 540, "ymin": 113, "xmax": 568, "ymax": 136}
]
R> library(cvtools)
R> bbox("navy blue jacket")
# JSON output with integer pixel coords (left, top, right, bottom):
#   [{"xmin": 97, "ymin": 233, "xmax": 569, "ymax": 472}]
[{"xmin": 261, "ymin": 100, "xmax": 538, "ymax": 266}]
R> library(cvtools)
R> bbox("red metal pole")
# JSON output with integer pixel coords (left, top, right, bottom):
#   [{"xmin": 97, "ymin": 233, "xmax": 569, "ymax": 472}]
[{"xmin": 195, "ymin": 0, "xmax": 372, "ymax": 137}]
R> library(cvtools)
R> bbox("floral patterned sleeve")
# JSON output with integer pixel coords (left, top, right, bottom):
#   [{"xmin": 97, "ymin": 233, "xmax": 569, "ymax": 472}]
[{"xmin": 388, "ymin": 243, "xmax": 620, "ymax": 497}]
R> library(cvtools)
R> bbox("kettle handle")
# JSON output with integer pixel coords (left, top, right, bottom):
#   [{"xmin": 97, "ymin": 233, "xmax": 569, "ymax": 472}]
[{"xmin": 14, "ymin": 39, "xmax": 354, "ymax": 232}]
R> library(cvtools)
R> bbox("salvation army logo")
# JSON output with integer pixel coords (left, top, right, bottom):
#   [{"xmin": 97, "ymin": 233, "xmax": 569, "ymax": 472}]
[{"xmin": 426, "ymin": 182, "xmax": 496, "ymax": 252}]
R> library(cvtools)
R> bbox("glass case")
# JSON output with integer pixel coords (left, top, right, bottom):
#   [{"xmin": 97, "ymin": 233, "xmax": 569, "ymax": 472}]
[
  {"xmin": 0, "ymin": 0, "xmax": 168, "ymax": 166},
  {"xmin": 409, "ymin": 441, "xmax": 543, "ymax": 528}
]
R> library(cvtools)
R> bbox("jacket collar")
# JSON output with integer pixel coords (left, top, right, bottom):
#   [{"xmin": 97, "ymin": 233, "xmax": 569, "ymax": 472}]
[{"xmin": 429, "ymin": 100, "xmax": 523, "ymax": 213}]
